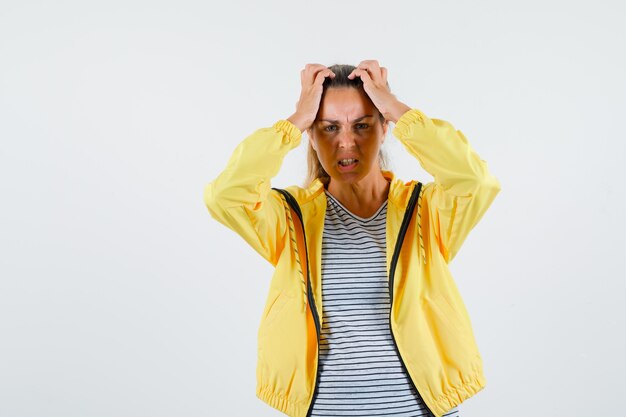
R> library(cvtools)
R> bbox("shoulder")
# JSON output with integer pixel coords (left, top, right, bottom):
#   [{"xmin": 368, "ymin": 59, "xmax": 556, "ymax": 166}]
[
  {"xmin": 385, "ymin": 170, "xmax": 424, "ymax": 209},
  {"xmin": 271, "ymin": 178, "xmax": 326, "ymax": 208}
]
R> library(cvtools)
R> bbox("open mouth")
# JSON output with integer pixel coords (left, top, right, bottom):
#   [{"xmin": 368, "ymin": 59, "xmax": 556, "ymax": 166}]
[{"xmin": 338, "ymin": 158, "xmax": 358, "ymax": 167}]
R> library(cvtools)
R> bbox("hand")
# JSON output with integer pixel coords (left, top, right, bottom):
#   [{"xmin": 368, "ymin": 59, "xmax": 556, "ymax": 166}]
[
  {"xmin": 348, "ymin": 60, "xmax": 410, "ymax": 123},
  {"xmin": 287, "ymin": 64, "xmax": 335, "ymax": 132}
]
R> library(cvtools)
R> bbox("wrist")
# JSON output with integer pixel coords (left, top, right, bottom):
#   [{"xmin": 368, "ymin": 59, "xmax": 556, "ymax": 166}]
[
  {"xmin": 287, "ymin": 113, "xmax": 312, "ymax": 133},
  {"xmin": 383, "ymin": 100, "xmax": 411, "ymax": 123}
]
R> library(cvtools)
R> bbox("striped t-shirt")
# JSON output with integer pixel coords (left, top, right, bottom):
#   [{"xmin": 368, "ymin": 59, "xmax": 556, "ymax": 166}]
[{"xmin": 309, "ymin": 190, "xmax": 460, "ymax": 417}]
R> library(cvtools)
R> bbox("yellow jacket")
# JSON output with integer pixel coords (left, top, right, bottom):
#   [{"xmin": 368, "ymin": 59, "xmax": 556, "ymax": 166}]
[{"xmin": 204, "ymin": 108, "xmax": 501, "ymax": 417}]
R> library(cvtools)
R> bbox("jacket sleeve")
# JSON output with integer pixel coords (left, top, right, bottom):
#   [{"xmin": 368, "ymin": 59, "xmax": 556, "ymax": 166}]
[
  {"xmin": 392, "ymin": 108, "xmax": 501, "ymax": 263},
  {"xmin": 203, "ymin": 120, "xmax": 302, "ymax": 266}
]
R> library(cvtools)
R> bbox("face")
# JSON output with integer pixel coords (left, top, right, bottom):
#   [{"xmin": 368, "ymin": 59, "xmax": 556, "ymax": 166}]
[{"xmin": 308, "ymin": 87, "xmax": 387, "ymax": 185}]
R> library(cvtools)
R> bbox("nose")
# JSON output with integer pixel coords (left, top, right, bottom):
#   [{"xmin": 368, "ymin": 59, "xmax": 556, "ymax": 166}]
[{"xmin": 337, "ymin": 128, "xmax": 357, "ymax": 149}]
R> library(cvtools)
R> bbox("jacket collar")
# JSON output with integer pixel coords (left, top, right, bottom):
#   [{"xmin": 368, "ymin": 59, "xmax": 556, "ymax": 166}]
[{"xmin": 288, "ymin": 170, "xmax": 414, "ymax": 211}]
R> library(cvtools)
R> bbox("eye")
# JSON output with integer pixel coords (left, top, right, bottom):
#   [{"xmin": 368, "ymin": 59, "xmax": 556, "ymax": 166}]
[
  {"xmin": 355, "ymin": 123, "xmax": 369, "ymax": 129},
  {"xmin": 324, "ymin": 125, "xmax": 338, "ymax": 132}
]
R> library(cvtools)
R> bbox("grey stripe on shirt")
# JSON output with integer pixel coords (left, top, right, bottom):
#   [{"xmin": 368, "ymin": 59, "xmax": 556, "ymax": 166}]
[{"xmin": 309, "ymin": 191, "xmax": 459, "ymax": 417}]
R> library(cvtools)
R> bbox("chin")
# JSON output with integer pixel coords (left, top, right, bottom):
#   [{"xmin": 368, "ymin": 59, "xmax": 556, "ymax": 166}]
[
  {"xmin": 325, "ymin": 161, "xmax": 378, "ymax": 185},
  {"xmin": 330, "ymin": 170, "xmax": 368, "ymax": 184}
]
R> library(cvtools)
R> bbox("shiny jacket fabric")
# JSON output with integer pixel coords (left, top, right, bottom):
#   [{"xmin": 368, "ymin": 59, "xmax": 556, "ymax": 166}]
[{"xmin": 204, "ymin": 108, "xmax": 501, "ymax": 417}]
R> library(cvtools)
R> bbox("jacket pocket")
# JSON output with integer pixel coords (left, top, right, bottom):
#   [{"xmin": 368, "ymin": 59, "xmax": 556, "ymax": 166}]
[{"xmin": 262, "ymin": 290, "xmax": 294, "ymax": 328}]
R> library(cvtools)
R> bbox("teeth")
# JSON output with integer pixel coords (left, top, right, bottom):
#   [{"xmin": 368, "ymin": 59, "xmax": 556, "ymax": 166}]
[{"xmin": 339, "ymin": 159, "xmax": 357, "ymax": 166}]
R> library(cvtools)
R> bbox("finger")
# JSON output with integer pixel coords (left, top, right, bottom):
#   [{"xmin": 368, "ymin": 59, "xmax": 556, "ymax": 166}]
[
  {"xmin": 347, "ymin": 68, "xmax": 364, "ymax": 81},
  {"xmin": 380, "ymin": 67, "xmax": 391, "ymax": 90},
  {"xmin": 308, "ymin": 67, "xmax": 334, "ymax": 86},
  {"xmin": 305, "ymin": 63, "xmax": 326, "ymax": 72},
  {"xmin": 359, "ymin": 59, "xmax": 380, "ymax": 68},
  {"xmin": 357, "ymin": 60, "xmax": 381, "ymax": 74},
  {"xmin": 352, "ymin": 68, "xmax": 373, "ymax": 85},
  {"xmin": 357, "ymin": 66, "xmax": 380, "ymax": 84},
  {"xmin": 313, "ymin": 68, "xmax": 335, "ymax": 86},
  {"xmin": 357, "ymin": 60, "xmax": 382, "ymax": 83},
  {"xmin": 349, "ymin": 66, "xmax": 371, "ymax": 80},
  {"xmin": 303, "ymin": 63, "xmax": 328, "ymax": 85}
]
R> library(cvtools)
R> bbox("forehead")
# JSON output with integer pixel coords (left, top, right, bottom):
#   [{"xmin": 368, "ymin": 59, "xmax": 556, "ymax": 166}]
[{"xmin": 317, "ymin": 88, "xmax": 377, "ymax": 121}]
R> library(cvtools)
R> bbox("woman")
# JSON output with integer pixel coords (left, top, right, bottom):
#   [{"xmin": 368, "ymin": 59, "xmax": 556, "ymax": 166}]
[{"xmin": 204, "ymin": 61, "xmax": 500, "ymax": 417}]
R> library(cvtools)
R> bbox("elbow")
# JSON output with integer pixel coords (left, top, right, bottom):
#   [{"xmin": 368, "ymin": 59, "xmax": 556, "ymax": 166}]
[
  {"xmin": 473, "ymin": 171, "xmax": 501, "ymax": 205},
  {"xmin": 481, "ymin": 172, "xmax": 501, "ymax": 194},
  {"xmin": 203, "ymin": 181, "xmax": 226, "ymax": 219}
]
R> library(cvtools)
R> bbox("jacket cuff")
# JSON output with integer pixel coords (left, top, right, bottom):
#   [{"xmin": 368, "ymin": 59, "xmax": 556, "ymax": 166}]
[
  {"xmin": 273, "ymin": 120, "xmax": 302, "ymax": 146},
  {"xmin": 392, "ymin": 108, "xmax": 427, "ymax": 138}
]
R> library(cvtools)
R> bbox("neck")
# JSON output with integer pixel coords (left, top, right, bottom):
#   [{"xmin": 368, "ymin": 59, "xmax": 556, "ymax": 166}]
[{"xmin": 326, "ymin": 170, "xmax": 390, "ymax": 216}]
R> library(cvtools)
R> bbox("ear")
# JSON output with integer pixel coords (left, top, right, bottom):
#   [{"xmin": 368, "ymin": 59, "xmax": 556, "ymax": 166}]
[
  {"xmin": 307, "ymin": 128, "xmax": 317, "ymax": 151},
  {"xmin": 381, "ymin": 120, "xmax": 389, "ymax": 143}
]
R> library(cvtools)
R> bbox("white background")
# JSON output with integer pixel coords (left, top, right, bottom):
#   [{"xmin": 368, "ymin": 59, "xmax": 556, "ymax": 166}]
[{"xmin": 1, "ymin": 0, "xmax": 625, "ymax": 416}]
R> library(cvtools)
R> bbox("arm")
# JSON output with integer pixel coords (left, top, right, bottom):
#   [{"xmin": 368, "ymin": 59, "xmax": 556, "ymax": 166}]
[
  {"xmin": 204, "ymin": 64, "xmax": 335, "ymax": 265},
  {"xmin": 393, "ymin": 108, "xmax": 501, "ymax": 262},
  {"xmin": 349, "ymin": 60, "xmax": 500, "ymax": 263},
  {"xmin": 203, "ymin": 120, "xmax": 301, "ymax": 265}
]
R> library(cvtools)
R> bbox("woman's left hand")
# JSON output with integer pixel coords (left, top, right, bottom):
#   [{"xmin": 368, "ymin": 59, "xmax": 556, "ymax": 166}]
[{"xmin": 348, "ymin": 60, "xmax": 411, "ymax": 123}]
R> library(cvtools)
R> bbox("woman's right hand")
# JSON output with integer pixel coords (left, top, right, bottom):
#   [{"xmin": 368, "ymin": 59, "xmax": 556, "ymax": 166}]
[{"xmin": 287, "ymin": 64, "xmax": 335, "ymax": 133}]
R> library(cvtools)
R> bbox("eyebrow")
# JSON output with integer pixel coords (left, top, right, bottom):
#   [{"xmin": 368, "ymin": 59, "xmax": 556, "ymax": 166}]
[{"xmin": 318, "ymin": 115, "xmax": 374, "ymax": 123}]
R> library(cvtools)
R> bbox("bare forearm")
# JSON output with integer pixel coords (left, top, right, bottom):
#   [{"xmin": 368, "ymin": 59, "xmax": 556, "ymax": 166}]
[
  {"xmin": 286, "ymin": 112, "xmax": 311, "ymax": 133},
  {"xmin": 384, "ymin": 100, "xmax": 412, "ymax": 123}
]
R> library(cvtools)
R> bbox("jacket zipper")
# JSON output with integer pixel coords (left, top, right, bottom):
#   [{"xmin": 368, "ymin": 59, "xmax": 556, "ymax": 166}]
[
  {"xmin": 274, "ymin": 183, "xmax": 432, "ymax": 416},
  {"xmin": 388, "ymin": 182, "xmax": 436, "ymax": 416},
  {"xmin": 271, "ymin": 188, "xmax": 321, "ymax": 417}
]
